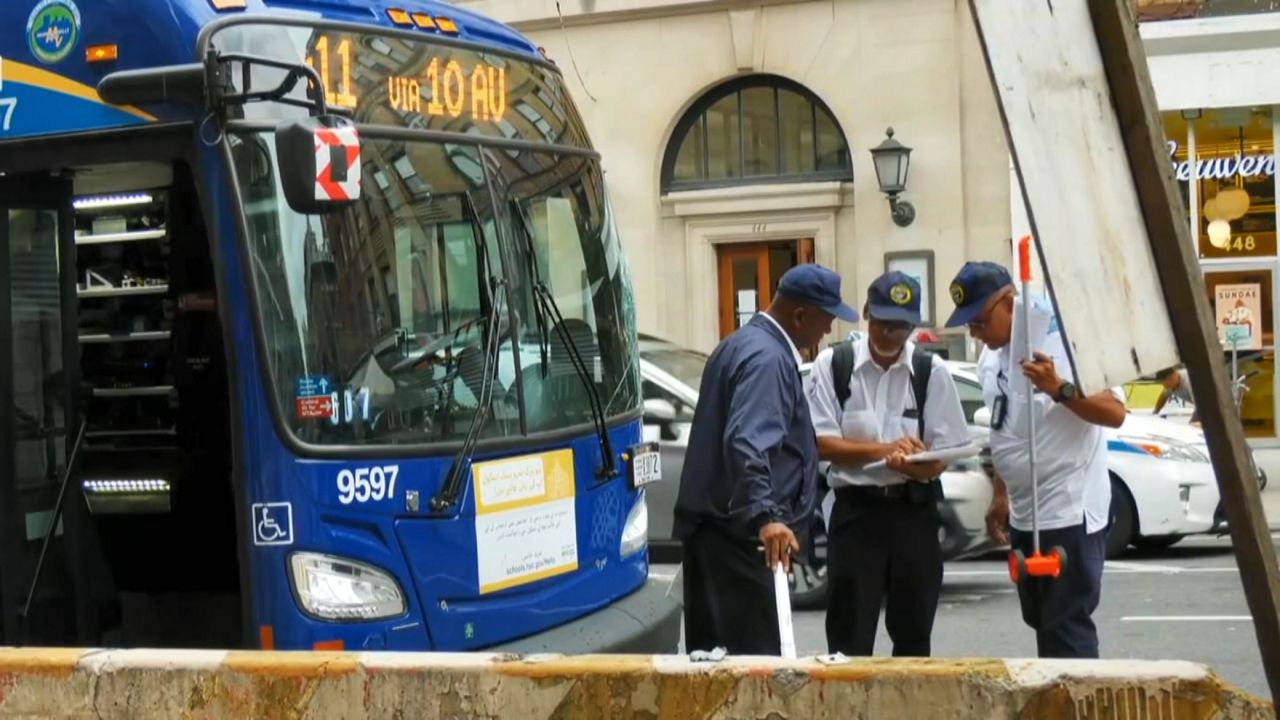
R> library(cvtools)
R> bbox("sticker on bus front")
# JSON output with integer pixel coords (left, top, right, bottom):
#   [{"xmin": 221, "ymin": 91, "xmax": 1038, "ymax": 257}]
[
  {"xmin": 313, "ymin": 125, "xmax": 361, "ymax": 202},
  {"xmin": 26, "ymin": 0, "xmax": 81, "ymax": 66},
  {"xmin": 472, "ymin": 450, "xmax": 578, "ymax": 594},
  {"xmin": 295, "ymin": 375, "xmax": 334, "ymax": 420},
  {"xmin": 252, "ymin": 503, "xmax": 293, "ymax": 546}
]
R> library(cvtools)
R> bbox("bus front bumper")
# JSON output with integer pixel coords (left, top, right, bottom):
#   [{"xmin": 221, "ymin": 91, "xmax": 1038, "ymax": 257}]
[{"xmin": 489, "ymin": 573, "xmax": 681, "ymax": 654}]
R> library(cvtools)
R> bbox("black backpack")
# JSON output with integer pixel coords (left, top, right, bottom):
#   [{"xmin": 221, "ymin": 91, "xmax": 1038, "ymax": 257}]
[{"xmin": 830, "ymin": 340, "xmax": 932, "ymax": 441}]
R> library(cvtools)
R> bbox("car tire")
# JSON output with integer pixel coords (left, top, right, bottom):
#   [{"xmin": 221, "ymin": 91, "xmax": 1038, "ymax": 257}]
[
  {"xmin": 790, "ymin": 488, "xmax": 829, "ymax": 610},
  {"xmin": 1106, "ymin": 475, "xmax": 1136, "ymax": 559},
  {"xmin": 1133, "ymin": 535, "xmax": 1182, "ymax": 551},
  {"xmin": 789, "ymin": 562, "xmax": 828, "ymax": 610}
]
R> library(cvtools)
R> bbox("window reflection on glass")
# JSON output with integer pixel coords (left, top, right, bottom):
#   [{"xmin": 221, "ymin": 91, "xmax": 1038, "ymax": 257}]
[
  {"xmin": 1237, "ymin": 355, "xmax": 1276, "ymax": 438},
  {"xmin": 229, "ymin": 132, "xmax": 638, "ymax": 447},
  {"xmin": 816, "ymin": 107, "xmax": 848, "ymax": 172},
  {"xmin": 1205, "ymin": 268, "xmax": 1273, "ymax": 348},
  {"xmin": 639, "ymin": 348, "xmax": 707, "ymax": 393},
  {"xmin": 1205, "ymin": 268, "xmax": 1275, "ymax": 437},
  {"xmin": 665, "ymin": 78, "xmax": 850, "ymax": 189},
  {"xmin": 504, "ymin": 154, "xmax": 640, "ymax": 433},
  {"xmin": 1164, "ymin": 107, "xmax": 1276, "ymax": 259},
  {"xmin": 953, "ymin": 377, "xmax": 986, "ymax": 425},
  {"xmin": 768, "ymin": 244, "xmax": 796, "ymax": 295},
  {"xmin": 9, "ymin": 208, "xmax": 66, "ymax": 492},
  {"xmin": 642, "ymin": 380, "xmax": 695, "ymax": 422},
  {"xmin": 706, "ymin": 93, "xmax": 741, "ymax": 180},
  {"xmin": 742, "ymin": 87, "xmax": 778, "ymax": 177},
  {"xmin": 779, "ymin": 89, "xmax": 816, "ymax": 175},
  {"xmin": 674, "ymin": 116, "xmax": 705, "ymax": 182},
  {"xmin": 233, "ymin": 134, "xmax": 517, "ymax": 446}
]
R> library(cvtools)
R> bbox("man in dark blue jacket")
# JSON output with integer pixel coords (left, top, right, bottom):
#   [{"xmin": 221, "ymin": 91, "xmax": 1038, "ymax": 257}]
[{"xmin": 674, "ymin": 263, "xmax": 857, "ymax": 655}]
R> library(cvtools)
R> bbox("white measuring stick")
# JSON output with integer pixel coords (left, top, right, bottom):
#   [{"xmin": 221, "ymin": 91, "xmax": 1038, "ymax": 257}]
[{"xmin": 774, "ymin": 563, "xmax": 797, "ymax": 658}]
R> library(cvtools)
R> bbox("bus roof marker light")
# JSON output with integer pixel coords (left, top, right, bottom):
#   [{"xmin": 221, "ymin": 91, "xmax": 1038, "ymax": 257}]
[
  {"xmin": 209, "ymin": 0, "xmax": 247, "ymax": 9},
  {"xmin": 387, "ymin": 9, "xmax": 413, "ymax": 26},
  {"xmin": 411, "ymin": 13, "xmax": 437, "ymax": 30},
  {"xmin": 86, "ymin": 44, "xmax": 117, "ymax": 63},
  {"xmin": 435, "ymin": 17, "xmax": 460, "ymax": 34}
]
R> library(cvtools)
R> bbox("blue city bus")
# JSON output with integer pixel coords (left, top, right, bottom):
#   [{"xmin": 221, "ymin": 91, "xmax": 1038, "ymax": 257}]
[{"xmin": 0, "ymin": 0, "xmax": 679, "ymax": 652}]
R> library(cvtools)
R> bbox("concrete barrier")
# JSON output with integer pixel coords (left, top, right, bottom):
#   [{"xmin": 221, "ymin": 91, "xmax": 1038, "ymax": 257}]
[{"xmin": 0, "ymin": 649, "xmax": 1267, "ymax": 719}]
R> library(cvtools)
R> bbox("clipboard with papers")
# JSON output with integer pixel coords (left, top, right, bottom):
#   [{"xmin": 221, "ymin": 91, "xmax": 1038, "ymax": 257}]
[{"xmin": 863, "ymin": 443, "xmax": 981, "ymax": 471}]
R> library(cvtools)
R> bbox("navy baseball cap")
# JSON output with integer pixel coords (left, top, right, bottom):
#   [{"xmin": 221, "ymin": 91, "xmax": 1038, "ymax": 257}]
[
  {"xmin": 944, "ymin": 261, "xmax": 1013, "ymax": 327},
  {"xmin": 866, "ymin": 271, "xmax": 922, "ymax": 325},
  {"xmin": 776, "ymin": 264, "xmax": 859, "ymax": 322}
]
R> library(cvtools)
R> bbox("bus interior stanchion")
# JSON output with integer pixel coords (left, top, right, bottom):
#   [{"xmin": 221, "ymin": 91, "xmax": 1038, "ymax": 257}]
[{"xmin": 19, "ymin": 385, "xmax": 93, "ymax": 632}]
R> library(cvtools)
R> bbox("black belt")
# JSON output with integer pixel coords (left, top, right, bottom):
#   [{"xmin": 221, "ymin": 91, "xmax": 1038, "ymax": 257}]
[{"xmin": 835, "ymin": 480, "xmax": 942, "ymax": 505}]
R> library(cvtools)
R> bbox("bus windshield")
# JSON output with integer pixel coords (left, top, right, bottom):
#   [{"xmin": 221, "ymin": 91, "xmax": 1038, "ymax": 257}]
[
  {"xmin": 230, "ymin": 133, "xmax": 638, "ymax": 447},
  {"xmin": 214, "ymin": 23, "xmax": 639, "ymax": 448}
]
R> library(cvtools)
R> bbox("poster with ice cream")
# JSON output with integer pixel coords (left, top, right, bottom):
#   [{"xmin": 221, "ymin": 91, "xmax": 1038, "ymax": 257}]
[{"xmin": 1216, "ymin": 283, "xmax": 1262, "ymax": 351}]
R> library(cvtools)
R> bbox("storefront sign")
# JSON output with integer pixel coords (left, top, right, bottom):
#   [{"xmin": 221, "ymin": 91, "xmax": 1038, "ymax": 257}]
[
  {"xmin": 1215, "ymin": 283, "xmax": 1263, "ymax": 351},
  {"xmin": 1168, "ymin": 141, "xmax": 1276, "ymax": 182}
]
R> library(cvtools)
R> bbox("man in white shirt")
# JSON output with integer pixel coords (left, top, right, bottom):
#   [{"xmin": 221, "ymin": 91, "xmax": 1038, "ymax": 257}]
[
  {"xmin": 808, "ymin": 272, "xmax": 971, "ymax": 657},
  {"xmin": 944, "ymin": 261, "xmax": 1126, "ymax": 659}
]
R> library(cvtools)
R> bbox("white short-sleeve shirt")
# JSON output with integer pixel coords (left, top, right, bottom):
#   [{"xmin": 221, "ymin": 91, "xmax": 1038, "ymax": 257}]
[
  {"xmin": 978, "ymin": 297, "xmax": 1119, "ymax": 534},
  {"xmin": 808, "ymin": 338, "xmax": 972, "ymax": 488}
]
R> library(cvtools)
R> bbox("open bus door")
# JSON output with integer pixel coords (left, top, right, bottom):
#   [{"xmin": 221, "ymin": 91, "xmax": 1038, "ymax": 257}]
[{"xmin": 0, "ymin": 173, "xmax": 95, "ymax": 645}]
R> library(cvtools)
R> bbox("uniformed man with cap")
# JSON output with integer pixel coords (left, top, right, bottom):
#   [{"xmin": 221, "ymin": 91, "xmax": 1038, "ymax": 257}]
[
  {"xmin": 807, "ymin": 271, "xmax": 971, "ymax": 657},
  {"xmin": 674, "ymin": 263, "xmax": 855, "ymax": 656},
  {"xmin": 944, "ymin": 261, "xmax": 1125, "ymax": 658}
]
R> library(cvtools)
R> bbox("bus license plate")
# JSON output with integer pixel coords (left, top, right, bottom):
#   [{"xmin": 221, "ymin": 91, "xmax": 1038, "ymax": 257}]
[{"xmin": 629, "ymin": 443, "xmax": 661, "ymax": 489}]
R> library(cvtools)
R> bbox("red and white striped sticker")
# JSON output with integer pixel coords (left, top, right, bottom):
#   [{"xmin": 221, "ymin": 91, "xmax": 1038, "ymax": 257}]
[{"xmin": 313, "ymin": 125, "xmax": 362, "ymax": 202}]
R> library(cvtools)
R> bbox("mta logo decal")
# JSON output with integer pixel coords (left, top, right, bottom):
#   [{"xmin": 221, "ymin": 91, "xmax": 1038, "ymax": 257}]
[{"xmin": 26, "ymin": 0, "xmax": 81, "ymax": 65}]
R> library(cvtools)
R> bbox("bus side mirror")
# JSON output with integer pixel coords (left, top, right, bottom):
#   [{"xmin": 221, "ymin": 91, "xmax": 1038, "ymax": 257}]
[{"xmin": 275, "ymin": 115, "xmax": 362, "ymax": 215}]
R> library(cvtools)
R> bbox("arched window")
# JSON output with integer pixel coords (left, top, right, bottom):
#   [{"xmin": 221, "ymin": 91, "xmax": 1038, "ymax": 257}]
[{"xmin": 662, "ymin": 76, "xmax": 853, "ymax": 192}]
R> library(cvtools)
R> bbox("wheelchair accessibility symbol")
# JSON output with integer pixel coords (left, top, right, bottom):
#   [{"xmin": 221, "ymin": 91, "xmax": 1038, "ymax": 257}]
[{"xmin": 252, "ymin": 502, "xmax": 293, "ymax": 546}]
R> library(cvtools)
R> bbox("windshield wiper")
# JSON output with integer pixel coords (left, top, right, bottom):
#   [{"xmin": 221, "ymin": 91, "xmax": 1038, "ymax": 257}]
[
  {"xmin": 511, "ymin": 201, "xmax": 617, "ymax": 480},
  {"xmin": 431, "ymin": 191, "xmax": 507, "ymax": 512},
  {"xmin": 510, "ymin": 200, "xmax": 551, "ymax": 376},
  {"xmin": 431, "ymin": 277, "xmax": 506, "ymax": 512}
]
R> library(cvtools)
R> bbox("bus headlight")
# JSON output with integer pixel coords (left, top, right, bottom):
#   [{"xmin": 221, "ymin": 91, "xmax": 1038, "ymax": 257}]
[
  {"xmin": 289, "ymin": 552, "xmax": 406, "ymax": 621},
  {"xmin": 620, "ymin": 494, "xmax": 649, "ymax": 558}
]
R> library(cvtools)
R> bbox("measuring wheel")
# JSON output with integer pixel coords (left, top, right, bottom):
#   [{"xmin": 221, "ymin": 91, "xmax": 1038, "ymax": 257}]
[{"xmin": 1007, "ymin": 549, "xmax": 1027, "ymax": 583}]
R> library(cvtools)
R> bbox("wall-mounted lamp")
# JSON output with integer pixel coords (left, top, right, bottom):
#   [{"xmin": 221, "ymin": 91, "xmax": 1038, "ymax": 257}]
[{"xmin": 870, "ymin": 127, "xmax": 916, "ymax": 227}]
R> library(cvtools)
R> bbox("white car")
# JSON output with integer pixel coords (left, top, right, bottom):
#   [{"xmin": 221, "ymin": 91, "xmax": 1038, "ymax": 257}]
[{"xmin": 950, "ymin": 361, "xmax": 1250, "ymax": 557}]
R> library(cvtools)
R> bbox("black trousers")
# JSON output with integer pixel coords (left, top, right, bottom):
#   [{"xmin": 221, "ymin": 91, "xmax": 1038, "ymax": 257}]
[
  {"xmin": 825, "ymin": 487, "xmax": 943, "ymax": 657},
  {"xmin": 682, "ymin": 523, "xmax": 780, "ymax": 655},
  {"xmin": 1010, "ymin": 523, "xmax": 1106, "ymax": 658}
]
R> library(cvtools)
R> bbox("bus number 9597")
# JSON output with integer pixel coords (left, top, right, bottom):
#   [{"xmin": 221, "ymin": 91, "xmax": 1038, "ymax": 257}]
[{"xmin": 336, "ymin": 465, "xmax": 399, "ymax": 505}]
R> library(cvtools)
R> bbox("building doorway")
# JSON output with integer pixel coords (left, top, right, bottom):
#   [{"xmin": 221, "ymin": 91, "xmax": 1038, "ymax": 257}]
[{"xmin": 716, "ymin": 238, "xmax": 815, "ymax": 352}]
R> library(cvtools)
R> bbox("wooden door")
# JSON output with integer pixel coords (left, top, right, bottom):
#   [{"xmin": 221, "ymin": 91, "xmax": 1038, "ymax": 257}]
[
  {"xmin": 716, "ymin": 243, "xmax": 771, "ymax": 339},
  {"xmin": 715, "ymin": 239, "xmax": 815, "ymax": 340}
]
